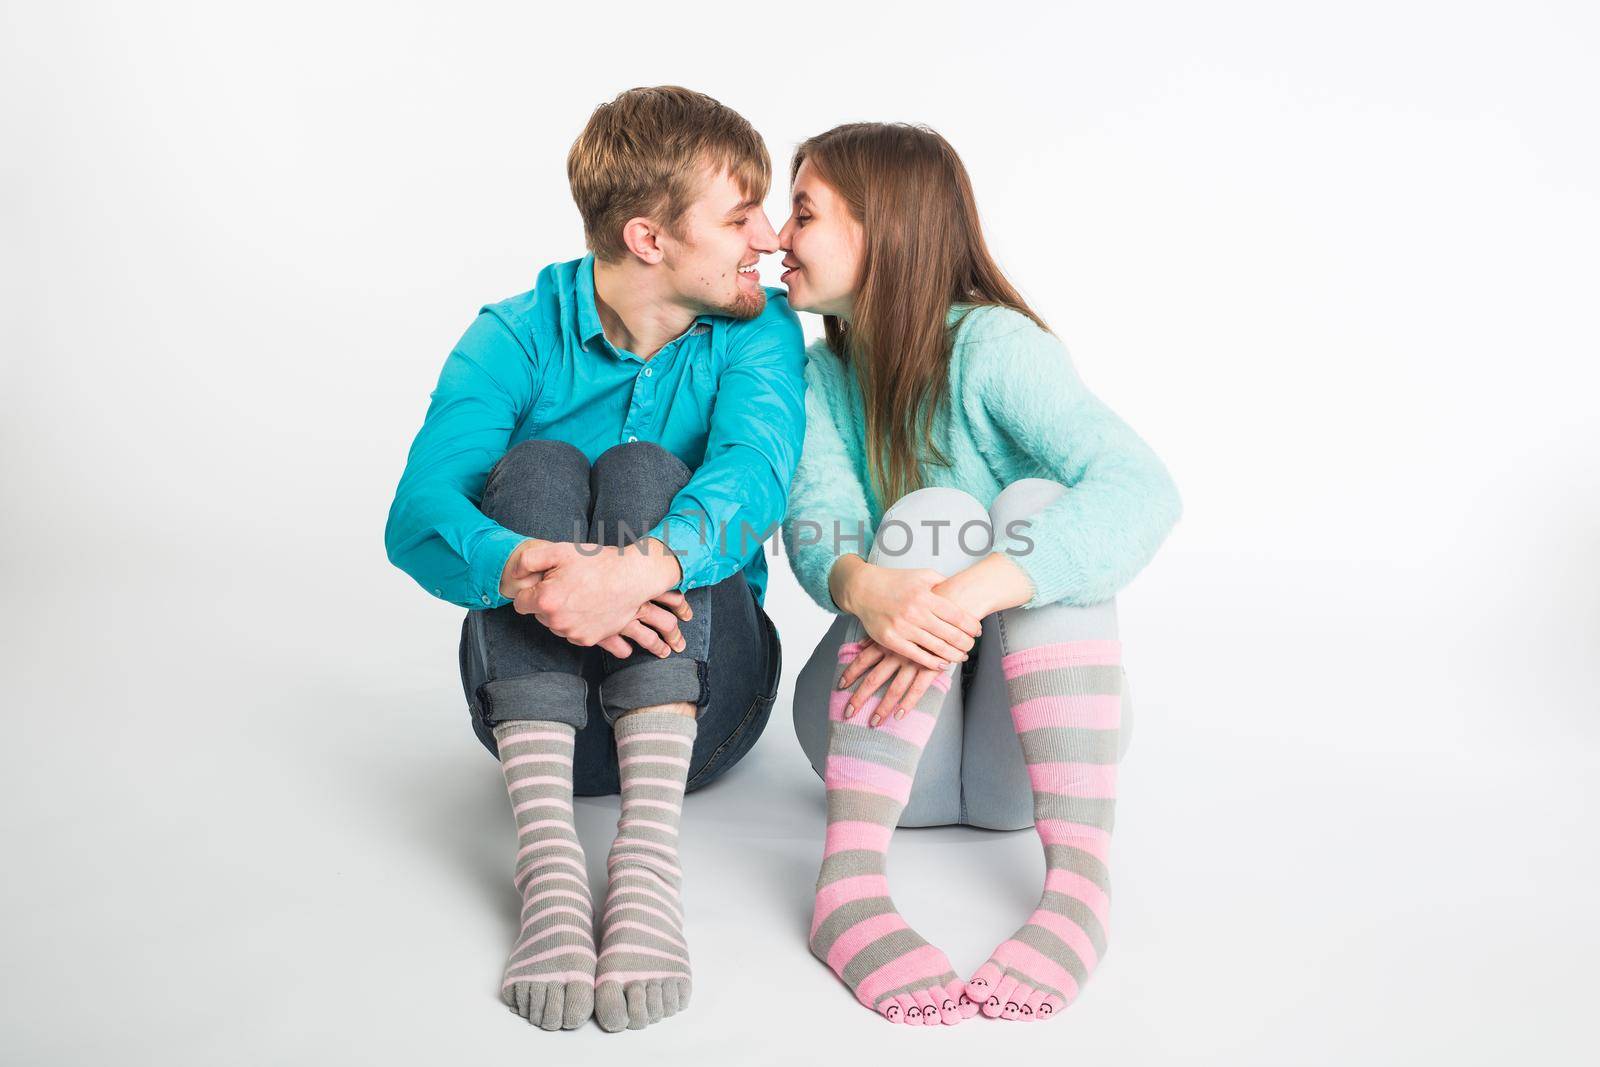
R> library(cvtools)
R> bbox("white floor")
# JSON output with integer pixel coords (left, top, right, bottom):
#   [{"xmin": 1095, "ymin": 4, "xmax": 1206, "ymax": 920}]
[
  {"xmin": 3, "ymin": 543, "xmax": 1594, "ymax": 1065},
  {"xmin": 5, "ymin": 3, "xmax": 1598, "ymax": 1061}
]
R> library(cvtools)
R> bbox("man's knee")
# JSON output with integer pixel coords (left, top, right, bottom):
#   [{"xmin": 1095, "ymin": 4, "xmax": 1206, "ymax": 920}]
[
  {"xmin": 481, "ymin": 438, "xmax": 591, "ymax": 533},
  {"xmin": 593, "ymin": 440, "xmax": 690, "ymax": 491},
  {"xmin": 870, "ymin": 486, "xmax": 991, "ymax": 575},
  {"xmin": 590, "ymin": 440, "xmax": 692, "ymax": 546}
]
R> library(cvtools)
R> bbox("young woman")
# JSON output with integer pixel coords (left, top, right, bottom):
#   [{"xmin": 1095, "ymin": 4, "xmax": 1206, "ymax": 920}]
[{"xmin": 777, "ymin": 123, "xmax": 1182, "ymax": 1027}]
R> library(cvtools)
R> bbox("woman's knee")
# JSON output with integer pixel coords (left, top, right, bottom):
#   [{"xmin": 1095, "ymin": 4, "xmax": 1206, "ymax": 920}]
[
  {"xmin": 988, "ymin": 477, "xmax": 1067, "ymax": 532},
  {"xmin": 870, "ymin": 486, "xmax": 992, "ymax": 575}
]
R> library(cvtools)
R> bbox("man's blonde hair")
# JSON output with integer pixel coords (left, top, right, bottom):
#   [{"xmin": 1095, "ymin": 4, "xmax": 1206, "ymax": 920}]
[{"xmin": 567, "ymin": 86, "xmax": 771, "ymax": 262}]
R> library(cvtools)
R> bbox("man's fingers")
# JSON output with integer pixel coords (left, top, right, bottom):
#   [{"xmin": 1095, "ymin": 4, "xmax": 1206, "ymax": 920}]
[
  {"xmin": 653, "ymin": 590, "xmax": 693, "ymax": 621},
  {"xmin": 838, "ymin": 641, "xmax": 886, "ymax": 689},
  {"xmin": 621, "ymin": 620, "xmax": 670, "ymax": 659},
  {"xmin": 599, "ymin": 634, "xmax": 634, "ymax": 658},
  {"xmin": 516, "ymin": 539, "xmax": 562, "ymax": 574},
  {"xmin": 635, "ymin": 603, "xmax": 685, "ymax": 653},
  {"xmin": 512, "ymin": 585, "xmax": 542, "ymax": 616}
]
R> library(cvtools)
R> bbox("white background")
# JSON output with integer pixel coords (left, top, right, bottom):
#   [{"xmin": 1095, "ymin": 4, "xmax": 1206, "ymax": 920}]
[{"xmin": 3, "ymin": 1, "xmax": 1597, "ymax": 1063}]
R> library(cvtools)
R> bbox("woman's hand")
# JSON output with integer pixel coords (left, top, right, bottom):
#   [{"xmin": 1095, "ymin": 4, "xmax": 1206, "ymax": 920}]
[
  {"xmin": 836, "ymin": 638, "xmax": 947, "ymax": 727},
  {"xmin": 834, "ymin": 559, "xmax": 983, "ymax": 671}
]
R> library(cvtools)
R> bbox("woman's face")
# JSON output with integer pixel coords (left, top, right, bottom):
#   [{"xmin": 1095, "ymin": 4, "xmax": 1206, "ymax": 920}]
[{"xmin": 777, "ymin": 159, "xmax": 864, "ymax": 319}]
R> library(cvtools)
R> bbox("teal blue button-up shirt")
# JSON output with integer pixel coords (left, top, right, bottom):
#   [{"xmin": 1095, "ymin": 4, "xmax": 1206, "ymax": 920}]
[{"xmin": 384, "ymin": 254, "xmax": 806, "ymax": 610}]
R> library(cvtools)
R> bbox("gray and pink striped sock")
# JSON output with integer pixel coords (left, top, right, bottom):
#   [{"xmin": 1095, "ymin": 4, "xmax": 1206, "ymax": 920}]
[
  {"xmin": 593, "ymin": 710, "xmax": 698, "ymax": 1032},
  {"xmin": 964, "ymin": 637, "xmax": 1122, "ymax": 1021},
  {"xmin": 809, "ymin": 639, "xmax": 979, "ymax": 1026},
  {"xmin": 492, "ymin": 720, "xmax": 597, "ymax": 1030}
]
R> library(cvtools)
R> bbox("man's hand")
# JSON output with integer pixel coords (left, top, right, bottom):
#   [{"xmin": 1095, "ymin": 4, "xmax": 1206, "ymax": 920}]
[{"xmin": 499, "ymin": 537, "xmax": 690, "ymax": 658}]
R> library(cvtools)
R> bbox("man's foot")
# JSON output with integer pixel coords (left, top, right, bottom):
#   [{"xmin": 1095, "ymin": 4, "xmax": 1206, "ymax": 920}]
[
  {"xmin": 592, "ymin": 711, "xmax": 698, "ymax": 1032},
  {"xmin": 493, "ymin": 722, "xmax": 596, "ymax": 1030}
]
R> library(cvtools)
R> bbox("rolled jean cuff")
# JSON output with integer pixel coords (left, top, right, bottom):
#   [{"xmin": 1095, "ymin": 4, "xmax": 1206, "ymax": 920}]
[
  {"xmin": 476, "ymin": 672, "xmax": 589, "ymax": 729},
  {"xmin": 598, "ymin": 657, "xmax": 705, "ymax": 725}
]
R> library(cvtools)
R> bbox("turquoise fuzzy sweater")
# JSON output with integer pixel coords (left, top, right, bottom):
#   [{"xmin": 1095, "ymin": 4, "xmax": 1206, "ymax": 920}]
[{"xmin": 780, "ymin": 304, "xmax": 1183, "ymax": 612}]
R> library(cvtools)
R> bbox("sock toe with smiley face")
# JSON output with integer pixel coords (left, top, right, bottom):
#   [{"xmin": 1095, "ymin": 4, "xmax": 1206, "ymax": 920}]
[
  {"xmin": 809, "ymin": 641, "xmax": 978, "ymax": 1026},
  {"xmin": 964, "ymin": 638, "xmax": 1122, "ymax": 1021}
]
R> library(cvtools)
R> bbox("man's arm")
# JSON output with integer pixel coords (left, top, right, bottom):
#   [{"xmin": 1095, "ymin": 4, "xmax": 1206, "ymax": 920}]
[
  {"xmin": 383, "ymin": 308, "xmax": 539, "ymax": 609},
  {"xmin": 643, "ymin": 296, "xmax": 807, "ymax": 590}
]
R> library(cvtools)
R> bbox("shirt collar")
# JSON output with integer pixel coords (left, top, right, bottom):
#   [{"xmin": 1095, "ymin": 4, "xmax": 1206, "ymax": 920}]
[{"xmin": 575, "ymin": 252, "xmax": 716, "ymax": 357}]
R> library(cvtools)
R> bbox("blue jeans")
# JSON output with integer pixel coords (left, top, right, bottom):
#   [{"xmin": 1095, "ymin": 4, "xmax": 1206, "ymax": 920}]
[{"xmin": 458, "ymin": 438, "xmax": 781, "ymax": 795}]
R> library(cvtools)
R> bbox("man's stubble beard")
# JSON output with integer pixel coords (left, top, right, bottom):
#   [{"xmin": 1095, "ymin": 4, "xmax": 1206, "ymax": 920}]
[{"xmin": 715, "ymin": 285, "xmax": 767, "ymax": 321}]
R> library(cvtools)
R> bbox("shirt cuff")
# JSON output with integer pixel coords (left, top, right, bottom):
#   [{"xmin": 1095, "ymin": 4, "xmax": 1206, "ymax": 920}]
[
  {"xmin": 469, "ymin": 526, "xmax": 530, "ymax": 609},
  {"xmin": 645, "ymin": 513, "xmax": 711, "ymax": 591}
]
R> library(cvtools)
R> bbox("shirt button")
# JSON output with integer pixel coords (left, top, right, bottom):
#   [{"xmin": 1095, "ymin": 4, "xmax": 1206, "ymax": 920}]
[
  {"xmin": 481, "ymin": 594, "xmax": 492, "ymax": 605},
  {"xmin": 627, "ymin": 435, "xmax": 637, "ymax": 442},
  {"xmin": 643, "ymin": 367, "xmax": 653, "ymax": 377},
  {"xmin": 433, "ymin": 588, "xmax": 442, "ymax": 597}
]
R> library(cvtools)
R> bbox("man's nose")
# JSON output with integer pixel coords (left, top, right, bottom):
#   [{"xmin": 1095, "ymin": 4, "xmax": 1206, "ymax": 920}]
[{"xmin": 750, "ymin": 211, "xmax": 781, "ymax": 253}]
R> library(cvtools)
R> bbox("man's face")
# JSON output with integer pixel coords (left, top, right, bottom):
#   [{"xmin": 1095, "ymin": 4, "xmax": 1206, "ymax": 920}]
[{"xmin": 659, "ymin": 166, "xmax": 780, "ymax": 321}]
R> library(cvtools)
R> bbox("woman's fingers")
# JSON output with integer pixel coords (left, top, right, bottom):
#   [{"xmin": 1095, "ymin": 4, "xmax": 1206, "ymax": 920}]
[
  {"xmin": 928, "ymin": 593, "xmax": 984, "ymax": 638},
  {"xmin": 844, "ymin": 655, "xmax": 901, "ymax": 719},
  {"xmin": 870, "ymin": 663, "xmax": 921, "ymax": 727},
  {"xmin": 880, "ymin": 630, "xmax": 950, "ymax": 673},
  {"xmin": 898, "ymin": 668, "xmax": 942, "ymax": 719},
  {"xmin": 837, "ymin": 640, "xmax": 887, "ymax": 690},
  {"xmin": 919, "ymin": 612, "xmax": 977, "ymax": 657},
  {"xmin": 904, "ymin": 625, "xmax": 968, "ymax": 667},
  {"xmin": 635, "ymin": 603, "xmax": 686, "ymax": 653}
]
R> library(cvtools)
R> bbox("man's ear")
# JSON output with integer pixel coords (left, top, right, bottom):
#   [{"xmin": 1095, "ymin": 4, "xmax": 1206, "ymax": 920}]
[{"xmin": 620, "ymin": 217, "xmax": 665, "ymax": 265}]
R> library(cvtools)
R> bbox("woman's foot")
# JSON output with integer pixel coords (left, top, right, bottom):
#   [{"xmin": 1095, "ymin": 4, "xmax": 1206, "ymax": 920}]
[
  {"xmin": 812, "ymin": 649, "xmax": 978, "ymax": 1025},
  {"xmin": 967, "ymin": 638, "xmax": 1122, "ymax": 1021}
]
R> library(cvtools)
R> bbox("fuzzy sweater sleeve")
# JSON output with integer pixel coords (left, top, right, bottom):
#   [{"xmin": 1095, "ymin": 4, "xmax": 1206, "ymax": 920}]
[
  {"xmin": 969, "ymin": 311, "xmax": 1183, "ymax": 608},
  {"xmin": 781, "ymin": 343, "xmax": 877, "ymax": 613}
]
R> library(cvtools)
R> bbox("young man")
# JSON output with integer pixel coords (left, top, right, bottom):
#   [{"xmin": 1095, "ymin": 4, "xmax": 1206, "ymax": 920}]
[{"xmin": 383, "ymin": 87, "xmax": 804, "ymax": 1032}]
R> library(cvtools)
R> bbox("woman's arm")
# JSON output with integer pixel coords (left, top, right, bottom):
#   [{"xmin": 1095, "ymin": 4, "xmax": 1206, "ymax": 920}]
[
  {"xmin": 781, "ymin": 346, "xmax": 979, "ymax": 670},
  {"xmin": 967, "ymin": 315, "xmax": 1184, "ymax": 609}
]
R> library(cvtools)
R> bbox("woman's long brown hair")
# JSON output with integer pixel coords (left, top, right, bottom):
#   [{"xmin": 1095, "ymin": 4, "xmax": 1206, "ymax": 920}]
[{"xmin": 792, "ymin": 123, "xmax": 1047, "ymax": 507}]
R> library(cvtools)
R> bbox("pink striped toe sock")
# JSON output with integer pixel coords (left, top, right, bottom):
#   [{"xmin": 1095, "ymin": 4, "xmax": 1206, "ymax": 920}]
[
  {"xmin": 809, "ymin": 640, "xmax": 976, "ymax": 1027},
  {"xmin": 965, "ymin": 638, "xmax": 1123, "ymax": 1022}
]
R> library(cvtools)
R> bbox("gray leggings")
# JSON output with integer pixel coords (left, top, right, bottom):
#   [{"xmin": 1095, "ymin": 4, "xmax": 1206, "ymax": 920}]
[{"xmin": 792, "ymin": 479, "xmax": 1133, "ymax": 830}]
